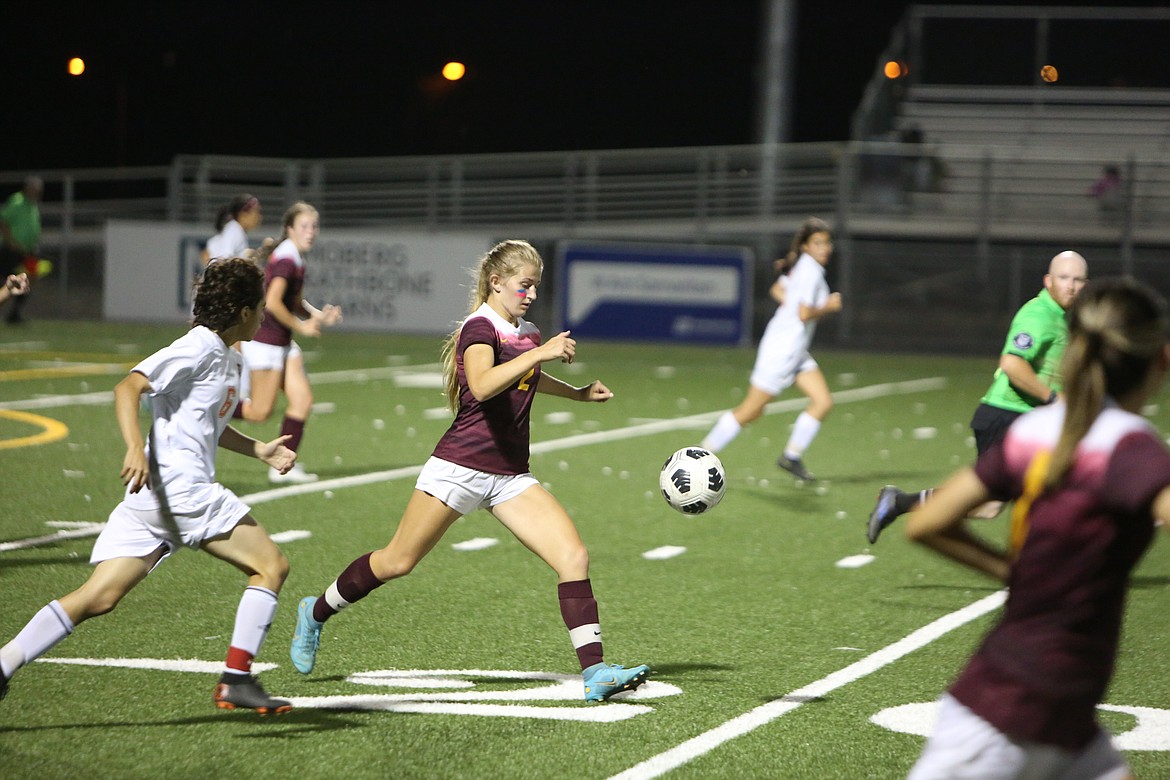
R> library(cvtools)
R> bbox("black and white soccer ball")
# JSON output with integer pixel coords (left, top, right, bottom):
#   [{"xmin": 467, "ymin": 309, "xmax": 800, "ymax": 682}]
[{"xmin": 659, "ymin": 446, "xmax": 726, "ymax": 515}]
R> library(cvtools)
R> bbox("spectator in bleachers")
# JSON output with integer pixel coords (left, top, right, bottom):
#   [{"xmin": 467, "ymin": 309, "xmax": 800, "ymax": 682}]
[
  {"xmin": 900, "ymin": 126, "xmax": 947, "ymax": 196},
  {"xmin": 1089, "ymin": 164, "xmax": 1123, "ymax": 221}
]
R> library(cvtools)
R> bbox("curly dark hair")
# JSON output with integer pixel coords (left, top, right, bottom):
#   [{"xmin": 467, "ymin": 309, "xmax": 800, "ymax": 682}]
[{"xmin": 193, "ymin": 257, "xmax": 264, "ymax": 332}]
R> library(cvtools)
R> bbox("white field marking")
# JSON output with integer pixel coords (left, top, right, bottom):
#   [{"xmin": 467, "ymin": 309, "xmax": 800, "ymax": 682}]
[
  {"xmin": 269, "ymin": 529, "xmax": 312, "ymax": 544},
  {"xmin": 393, "ymin": 372, "xmax": 445, "ymax": 388},
  {"xmin": 423, "ymin": 406, "xmax": 452, "ymax": 420},
  {"xmin": 290, "ymin": 669, "xmax": 680, "ymax": 722},
  {"xmin": 240, "ymin": 377, "xmax": 946, "ymax": 506},
  {"xmin": 0, "ymin": 390, "xmax": 116, "ymax": 411},
  {"xmin": 835, "ymin": 554, "xmax": 875, "ymax": 569},
  {"xmin": 2, "ymin": 523, "xmax": 304, "ymax": 553},
  {"xmin": 642, "ymin": 546, "xmax": 687, "ymax": 560},
  {"xmin": 0, "ymin": 341, "xmax": 51, "ymax": 350},
  {"xmin": 310, "ymin": 401, "xmax": 336, "ymax": 414},
  {"xmin": 0, "ymin": 363, "xmax": 444, "ymax": 411},
  {"xmin": 0, "ymin": 523, "xmax": 106, "ymax": 552},
  {"xmin": 872, "ymin": 701, "xmax": 1170, "ymax": 751},
  {"xmin": 290, "ymin": 700, "xmax": 652, "ymax": 721},
  {"xmin": 451, "ymin": 537, "xmax": 499, "ymax": 551},
  {"xmin": 606, "ymin": 590, "xmax": 1007, "ymax": 780},
  {"xmin": 36, "ymin": 657, "xmax": 277, "ymax": 674},
  {"xmin": 300, "ymin": 363, "xmax": 443, "ymax": 385},
  {"xmin": 911, "ymin": 427, "xmax": 938, "ymax": 440}
]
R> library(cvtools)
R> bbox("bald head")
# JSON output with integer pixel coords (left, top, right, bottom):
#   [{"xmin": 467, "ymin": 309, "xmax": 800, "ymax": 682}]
[{"xmin": 1045, "ymin": 250, "xmax": 1088, "ymax": 310}]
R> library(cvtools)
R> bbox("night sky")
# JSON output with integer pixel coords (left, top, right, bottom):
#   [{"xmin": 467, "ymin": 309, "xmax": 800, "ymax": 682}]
[{"xmin": 3, "ymin": 1, "xmax": 1166, "ymax": 171}]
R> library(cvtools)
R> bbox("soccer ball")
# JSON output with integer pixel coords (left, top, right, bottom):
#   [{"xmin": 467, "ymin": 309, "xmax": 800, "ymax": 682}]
[{"xmin": 659, "ymin": 446, "xmax": 726, "ymax": 515}]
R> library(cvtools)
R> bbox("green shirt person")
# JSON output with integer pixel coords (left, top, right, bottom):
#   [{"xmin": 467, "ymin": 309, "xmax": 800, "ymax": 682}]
[
  {"xmin": 0, "ymin": 176, "xmax": 43, "ymax": 324},
  {"xmin": 980, "ymin": 287, "xmax": 1070, "ymax": 413},
  {"xmin": 979, "ymin": 251, "xmax": 1089, "ymax": 415},
  {"xmin": 866, "ymin": 251, "xmax": 1089, "ymax": 542},
  {"xmin": 0, "ymin": 177, "xmax": 42, "ymax": 256}
]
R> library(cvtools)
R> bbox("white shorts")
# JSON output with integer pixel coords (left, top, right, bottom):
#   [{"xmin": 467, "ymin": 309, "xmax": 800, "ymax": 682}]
[
  {"xmin": 90, "ymin": 483, "xmax": 251, "ymax": 566},
  {"xmin": 415, "ymin": 456, "xmax": 539, "ymax": 516},
  {"xmin": 240, "ymin": 339, "xmax": 302, "ymax": 372},
  {"xmin": 749, "ymin": 347, "xmax": 817, "ymax": 396},
  {"xmin": 908, "ymin": 694, "xmax": 1129, "ymax": 780}
]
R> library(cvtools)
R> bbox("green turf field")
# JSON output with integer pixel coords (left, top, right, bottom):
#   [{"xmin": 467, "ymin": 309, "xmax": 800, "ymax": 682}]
[{"xmin": 2, "ymin": 321, "xmax": 1169, "ymax": 779}]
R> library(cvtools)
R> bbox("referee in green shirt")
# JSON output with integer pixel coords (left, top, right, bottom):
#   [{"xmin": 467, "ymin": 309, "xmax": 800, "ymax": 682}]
[{"xmin": 867, "ymin": 251, "xmax": 1089, "ymax": 542}]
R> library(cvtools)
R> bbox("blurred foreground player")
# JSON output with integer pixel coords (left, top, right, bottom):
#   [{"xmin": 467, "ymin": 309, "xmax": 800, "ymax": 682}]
[{"xmin": 906, "ymin": 277, "xmax": 1170, "ymax": 780}]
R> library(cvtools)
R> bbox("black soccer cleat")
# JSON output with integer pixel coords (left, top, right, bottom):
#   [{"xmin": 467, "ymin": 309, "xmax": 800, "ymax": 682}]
[
  {"xmin": 867, "ymin": 485, "xmax": 902, "ymax": 544},
  {"xmin": 213, "ymin": 674, "xmax": 292, "ymax": 715},
  {"xmin": 0, "ymin": 672, "xmax": 8, "ymax": 702},
  {"xmin": 777, "ymin": 455, "xmax": 815, "ymax": 483}
]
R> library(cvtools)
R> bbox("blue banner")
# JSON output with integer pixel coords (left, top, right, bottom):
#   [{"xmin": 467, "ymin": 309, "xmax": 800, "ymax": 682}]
[{"xmin": 556, "ymin": 241, "xmax": 752, "ymax": 345}]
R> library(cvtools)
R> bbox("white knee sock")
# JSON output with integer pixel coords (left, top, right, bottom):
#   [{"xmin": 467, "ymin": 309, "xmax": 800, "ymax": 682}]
[
  {"xmin": 0, "ymin": 600, "xmax": 74, "ymax": 679},
  {"xmin": 701, "ymin": 411, "xmax": 742, "ymax": 453},
  {"xmin": 225, "ymin": 586, "xmax": 278, "ymax": 675},
  {"xmin": 784, "ymin": 412, "xmax": 821, "ymax": 459}
]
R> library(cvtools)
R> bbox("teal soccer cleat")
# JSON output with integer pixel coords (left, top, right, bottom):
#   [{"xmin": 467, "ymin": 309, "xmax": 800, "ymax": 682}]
[
  {"xmin": 583, "ymin": 662, "xmax": 650, "ymax": 702},
  {"xmin": 290, "ymin": 596, "xmax": 323, "ymax": 674}
]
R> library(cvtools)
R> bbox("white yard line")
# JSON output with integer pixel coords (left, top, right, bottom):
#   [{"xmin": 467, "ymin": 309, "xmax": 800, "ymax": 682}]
[
  {"xmin": 607, "ymin": 590, "xmax": 1008, "ymax": 780},
  {"xmin": 0, "ymin": 363, "xmax": 442, "ymax": 411}
]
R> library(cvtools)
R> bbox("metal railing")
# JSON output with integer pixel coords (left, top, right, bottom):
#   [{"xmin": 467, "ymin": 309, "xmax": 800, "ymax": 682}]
[{"xmin": 6, "ymin": 138, "xmax": 1170, "ymax": 354}]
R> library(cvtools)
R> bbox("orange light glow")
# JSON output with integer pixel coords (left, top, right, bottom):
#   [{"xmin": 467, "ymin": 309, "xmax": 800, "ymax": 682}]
[
  {"xmin": 442, "ymin": 62, "xmax": 466, "ymax": 81},
  {"xmin": 68, "ymin": 57, "xmax": 85, "ymax": 76},
  {"xmin": 884, "ymin": 60, "xmax": 907, "ymax": 79}
]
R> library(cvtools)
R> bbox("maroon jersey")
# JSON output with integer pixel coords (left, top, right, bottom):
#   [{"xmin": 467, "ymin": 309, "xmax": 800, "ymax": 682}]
[
  {"xmin": 432, "ymin": 304, "xmax": 542, "ymax": 474},
  {"xmin": 952, "ymin": 402, "xmax": 1170, "ymax": 749},
  {"xmin": 254, "ymin": 238, "xmax": 305, "ymax": 347}
]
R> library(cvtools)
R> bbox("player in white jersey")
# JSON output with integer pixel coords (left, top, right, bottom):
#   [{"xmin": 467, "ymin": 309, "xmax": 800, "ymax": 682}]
[
  {"xmin": 701, "ymin": 217, "xmax": 843, "ymax": 482},
  {"xmin": 202, "ymin": 193, "xmax": 263, "ymax": 267},
  {"xmin": 0, "ymin": 258, "xmax": 297, "ymax": 714}
]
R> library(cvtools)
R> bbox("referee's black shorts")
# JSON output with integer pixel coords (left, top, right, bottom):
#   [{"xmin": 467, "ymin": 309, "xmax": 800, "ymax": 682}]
[{"xmin": 969, "ymin": 403, "xmax": 1022, "ymax": 456}]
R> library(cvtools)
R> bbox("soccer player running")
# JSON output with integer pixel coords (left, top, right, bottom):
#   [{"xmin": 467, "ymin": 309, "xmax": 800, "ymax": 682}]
[
  {"xmin": 290, "ymin": 239, "xmax": 650, "ymax": 702},
  {"xmin": 0, "ymin": 258, "xmax": 296, "ymax": 713},
  {"xmin": 867, "ymin": 250, "xmax": 1088, "ymax": 543},
  {"xmin": 238, "ymin": 201, "xmax": 342, "ymax": 484},
  {"xmin": 202, "ymin": 193, "xmax": 264, "ymax": 267},
  {"xmin": 904, "ymin": 276, "xmax": 1170, "ymax": 780},
  {"xmin": 701, "ymin": 217, "xmax": 842, "ymax": 482}
]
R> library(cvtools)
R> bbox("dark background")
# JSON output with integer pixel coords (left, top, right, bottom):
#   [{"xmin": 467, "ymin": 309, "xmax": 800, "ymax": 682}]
[{"xmin": 2, "ymin": 1, "xmax": 1168, "ymax": 170}]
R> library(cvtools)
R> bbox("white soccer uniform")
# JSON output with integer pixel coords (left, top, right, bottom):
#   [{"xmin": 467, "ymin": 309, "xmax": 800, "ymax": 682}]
[
  {"xmin": 749, "ymin": 252, "xmax": 828, "ymax": 395},
  {"xmin": 205, "ymin": 219, "xmax": 248, "ymax": 262},
  {"xmin": 90, "ymin": 326, "xmax": 250, "ymax": 564}
]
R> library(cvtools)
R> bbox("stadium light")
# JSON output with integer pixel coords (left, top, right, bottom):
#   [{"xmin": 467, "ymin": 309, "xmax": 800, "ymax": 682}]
[
  {"xmin": 68, "ymin": 57, "xmax": 86, "ymax": 76},
  {"xmin": 442, "ymin": 62, "xmax": 466, "ymax": 81},
  {"xmin": 883, "ymin": 60, "xmax": 908, "ymax": 79}
]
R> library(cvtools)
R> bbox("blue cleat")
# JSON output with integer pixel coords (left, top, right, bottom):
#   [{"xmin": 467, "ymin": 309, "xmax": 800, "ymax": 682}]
[
  {"xmin": 290, "ymin": 596, "xmax": 323, "ymax": 674},
  {"xmin": 867, "ymin": 485, "xmax": 902, "ymax": 544},
  {"xmin": 583, "ymin": 662, "xmax": 650, "ymax": 702}
]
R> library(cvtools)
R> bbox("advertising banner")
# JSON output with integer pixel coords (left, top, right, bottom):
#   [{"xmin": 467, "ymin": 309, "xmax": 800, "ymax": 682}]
[{"xmin": 556, "ymin": 241, "xmax": 752, "ymax": 344}]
